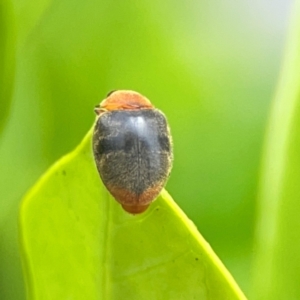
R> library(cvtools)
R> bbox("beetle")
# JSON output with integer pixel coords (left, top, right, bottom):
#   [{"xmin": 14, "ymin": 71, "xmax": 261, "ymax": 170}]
[{"xmin": 92, "ymin": 90, "xmax": 173, "ymax": 214}]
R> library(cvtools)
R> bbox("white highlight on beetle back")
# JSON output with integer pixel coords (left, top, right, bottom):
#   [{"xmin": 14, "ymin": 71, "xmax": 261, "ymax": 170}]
[{"xmin": 130, "ymin": 116, "xmax": 149, "ymax": 139}]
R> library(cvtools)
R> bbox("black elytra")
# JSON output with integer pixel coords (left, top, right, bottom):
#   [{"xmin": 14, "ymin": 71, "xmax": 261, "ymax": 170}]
[{"xmin": 92, "ymin": 108, "xmax": 173, "ymax": 210}]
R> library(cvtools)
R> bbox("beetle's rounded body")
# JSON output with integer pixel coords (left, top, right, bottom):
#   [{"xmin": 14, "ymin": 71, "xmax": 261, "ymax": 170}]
[{"xmin": 92, "ymin": 90, "xmax": 173, "ymax": 214}]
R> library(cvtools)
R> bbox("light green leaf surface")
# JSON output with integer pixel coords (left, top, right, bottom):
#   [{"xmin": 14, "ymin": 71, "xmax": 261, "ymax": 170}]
[
  {"xmin": 252, "ymin": 2, "xmax": 300, "ymax": 299},
  {"xmin": 20, "ymin": 129, "xmax": 246, "ymax": 300}
]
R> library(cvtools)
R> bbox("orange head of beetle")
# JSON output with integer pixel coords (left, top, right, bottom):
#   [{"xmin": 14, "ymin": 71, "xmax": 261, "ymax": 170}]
[{"xmin": 94, "ymin": 90, "xmax": 154, "ymax": 115}]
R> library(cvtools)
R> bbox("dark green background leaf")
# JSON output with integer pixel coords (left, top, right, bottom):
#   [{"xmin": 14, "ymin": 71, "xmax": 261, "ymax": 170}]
[{"xmin": 0, "ymin": 0, "xmax": 15, "ymax": 132}]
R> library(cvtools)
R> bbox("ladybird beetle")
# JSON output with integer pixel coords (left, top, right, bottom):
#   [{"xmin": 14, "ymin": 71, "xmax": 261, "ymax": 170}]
[{"xmin": 92, "ymin": 90, "xmax": 173, "ymax": 214}]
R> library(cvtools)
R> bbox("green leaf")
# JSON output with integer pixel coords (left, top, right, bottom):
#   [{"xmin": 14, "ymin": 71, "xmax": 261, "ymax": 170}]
[
  {"xmin": 20, "ymin": 128, "xmax": 246, "ymax": 300},
  {"xmin": 252, "ymin": 2, "xmax": 300, "ymax": 299}
]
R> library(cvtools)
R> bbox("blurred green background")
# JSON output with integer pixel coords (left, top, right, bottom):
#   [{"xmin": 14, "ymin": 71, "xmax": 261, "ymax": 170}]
[{"xmin": 0, "ymin": 0, "xmax": 293, "ymax": 299}]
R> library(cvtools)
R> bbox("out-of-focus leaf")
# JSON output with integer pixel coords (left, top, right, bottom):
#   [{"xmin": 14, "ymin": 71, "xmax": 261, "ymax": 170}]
[
  {"xmin": 20, "ymin": 129, "xmax": 246, "ymax": 300},
  {"xmin": 252, "ymin": 2, "xmax": 300, "ymax": 299},
  {"xmin": 0, "ymin": 0, "xmax": 15, "ymax": 133}
]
